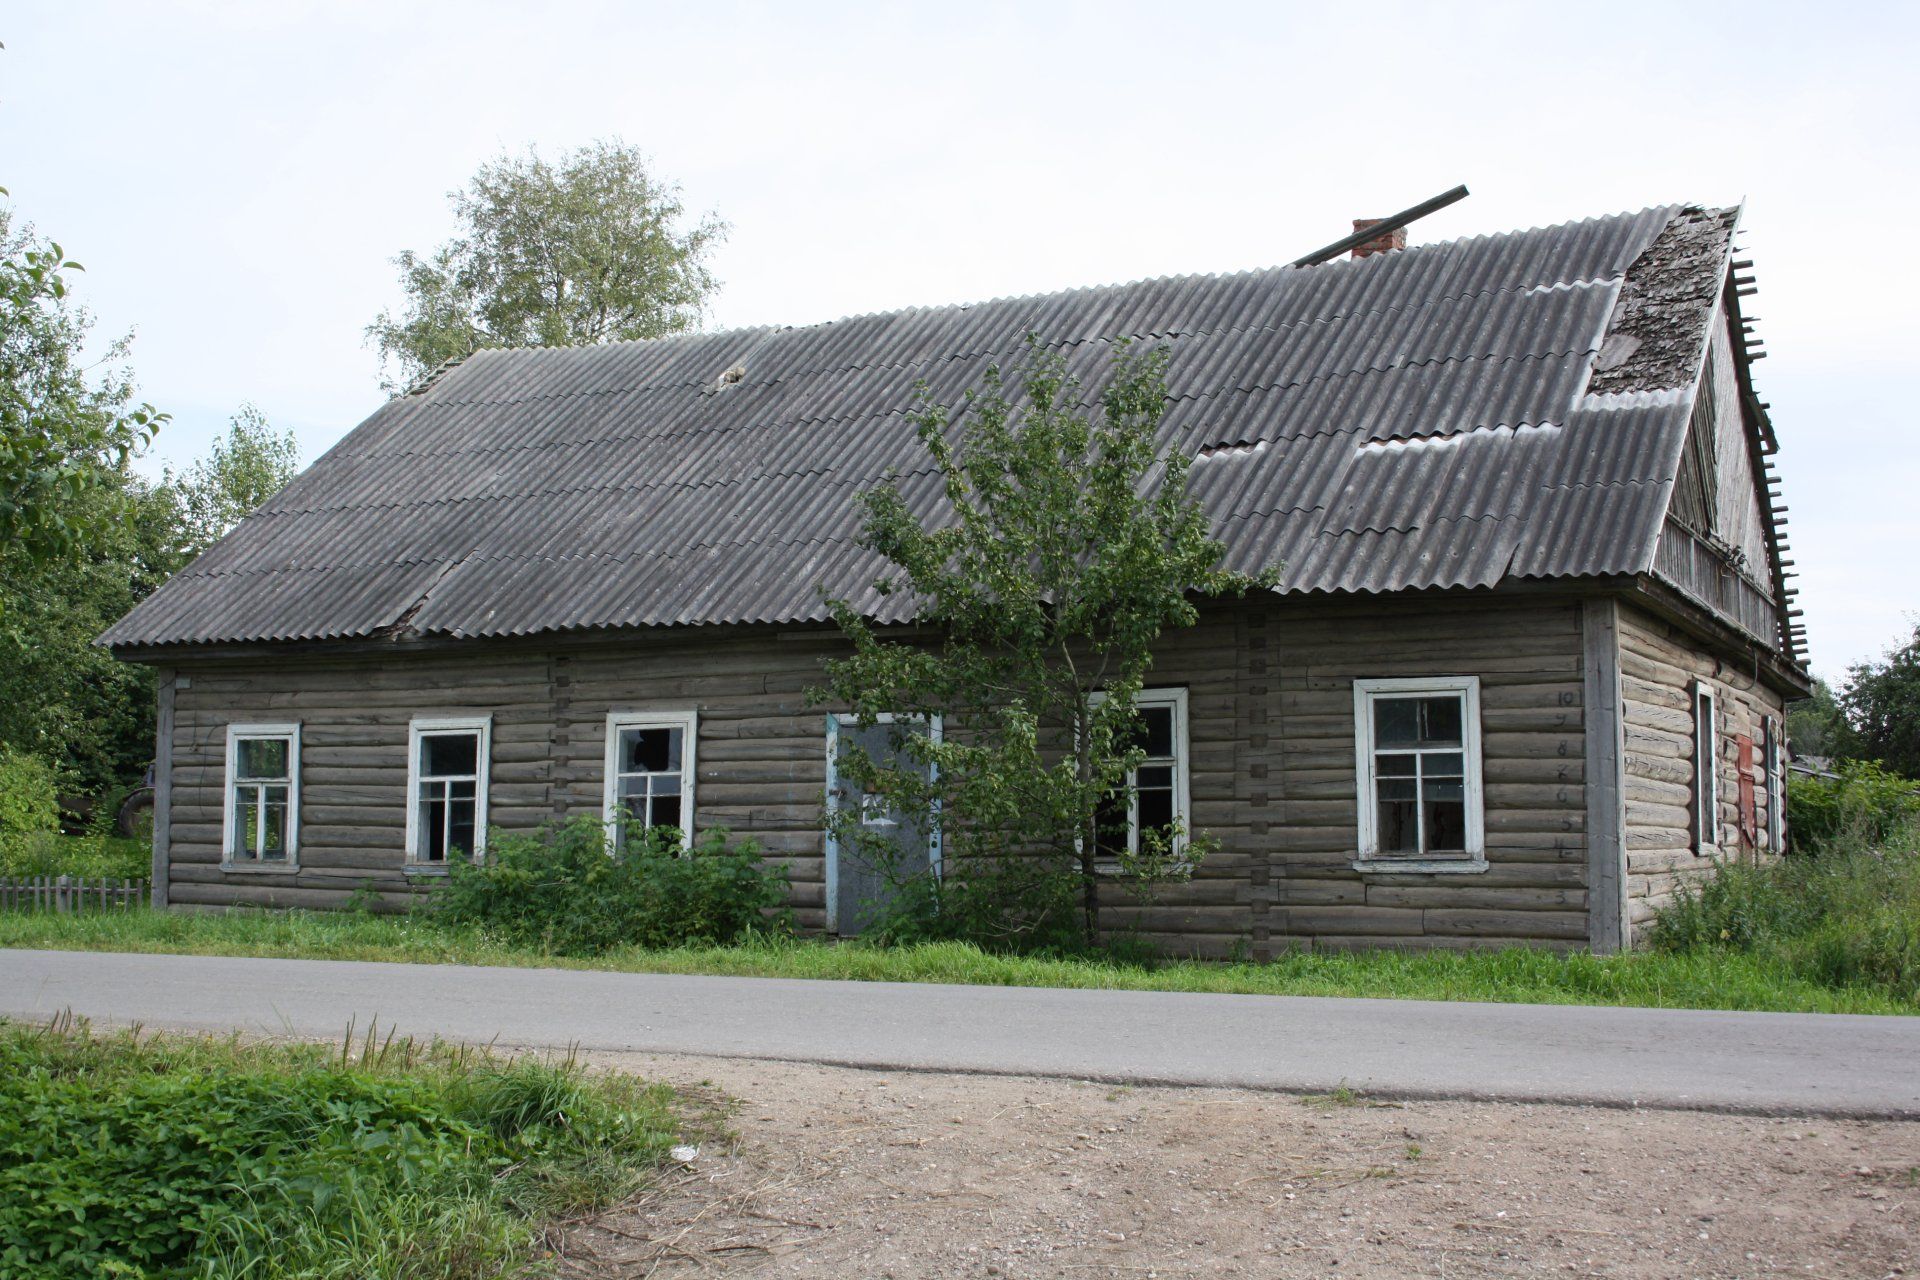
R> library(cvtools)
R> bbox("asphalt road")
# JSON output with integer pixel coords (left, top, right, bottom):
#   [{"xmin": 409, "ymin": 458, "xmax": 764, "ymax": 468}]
[{"xmin": 4, "ymin": 948, "xmax": 1917, "ymax": 1117}]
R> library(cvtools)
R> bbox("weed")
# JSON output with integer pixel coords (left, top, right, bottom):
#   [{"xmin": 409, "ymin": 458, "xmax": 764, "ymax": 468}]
[{"xmin": 0, "ymin": 1014, "xmax": 687, "ymax": 1280}]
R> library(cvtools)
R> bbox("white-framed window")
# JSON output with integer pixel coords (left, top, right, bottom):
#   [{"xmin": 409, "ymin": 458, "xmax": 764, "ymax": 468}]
[
  {"xmin": 1091, "ymin": 688, "xmax": 1191, "ymax": 864},
  {"xmin": 1692, "ymin": 680, "xmax": 1719, "ymax": 855},
  {"xmin": 223, "ymin": 723, "xmax": 300, "ymax": 870},
  {"xmin": 604, "ymin": 710, "xmax": 697, "ymax": 847},
  {"xmin": 405, "ymin": 716, "xmax": 491, "ymax": 866},
  {"xmin": 1353, "ymin": 677, "xmax": 1484, "ymax": 869},
  {"xmin": 1763, "ymin": 712, "xmax": 1784, "ymax": 853}
]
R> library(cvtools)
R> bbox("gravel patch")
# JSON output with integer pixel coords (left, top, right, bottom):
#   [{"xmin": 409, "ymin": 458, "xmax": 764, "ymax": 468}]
[{"xmin": 560, "ymin": 1052, "xmax": 1920, "ymax": 1278}]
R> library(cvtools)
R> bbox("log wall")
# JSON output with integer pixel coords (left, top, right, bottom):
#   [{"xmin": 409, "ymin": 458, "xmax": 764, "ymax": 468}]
[
  {"xmin": 1617, "ymin": 602, "xmax": 1789, "ymax": 944},
  {"xmin": 161, "ymin": 593, "xmax": 1623, "ymax": 951}
]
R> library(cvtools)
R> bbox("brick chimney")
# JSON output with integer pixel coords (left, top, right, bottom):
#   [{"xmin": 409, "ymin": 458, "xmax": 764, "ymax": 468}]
[{"xmin": 1350, "ymin": 218, "xmax": 1407, "ymax": 259}]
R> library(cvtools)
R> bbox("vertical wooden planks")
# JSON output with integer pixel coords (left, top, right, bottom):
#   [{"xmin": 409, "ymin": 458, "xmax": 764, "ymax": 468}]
[
  {"xmin": 1581, "ymin": 598, "xmax": 1627, "ymax": 955},
  {"xmin": 153, "ymin": 669, "xmax": 175, "ymax": 910}
]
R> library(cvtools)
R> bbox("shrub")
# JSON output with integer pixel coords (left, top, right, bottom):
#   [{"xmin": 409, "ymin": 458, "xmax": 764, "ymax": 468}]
[
  {"xmin": 0, "ymin": 748, "xmax": 60, "ymax": 855},
  {"xmin": 0, "ymin": 833, "xmax": 149, "ymax": 880},
  {"xmin": 1786, "ymin": 761, "xmax": 1920, "ymax": 851},
  {"xmin": 1649, "ymin": 837, "xmax": 1920, "ymax": 1005},
  {"xmin": 437, "ymin": 816, "xmax": 789, "ymax": 954},
  {"xmin": 0, "ymin": 1017, "xmax": 682, "ymax": 1280}
]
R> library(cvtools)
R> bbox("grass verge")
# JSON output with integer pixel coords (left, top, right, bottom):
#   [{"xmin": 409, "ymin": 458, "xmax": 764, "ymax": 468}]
[
  {"xmin": 0, "ymin": 1013, "xmax": 699, "ymax": 1279},
  {"xmin": 3, "ymin": 906, "xmax": 1913, "ymax": 1015}
]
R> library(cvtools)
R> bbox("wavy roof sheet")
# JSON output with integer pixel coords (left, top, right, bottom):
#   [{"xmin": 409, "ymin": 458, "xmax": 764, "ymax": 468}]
[{"xmin": 104, "ymin": 203, "xmax": 1736, "ymax": 650}]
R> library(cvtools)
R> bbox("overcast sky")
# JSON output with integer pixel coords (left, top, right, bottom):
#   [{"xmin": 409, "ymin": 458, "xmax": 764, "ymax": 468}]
[{"xmin": 3, "ymin": 1, "xmax": 1914, "ymax": 680}]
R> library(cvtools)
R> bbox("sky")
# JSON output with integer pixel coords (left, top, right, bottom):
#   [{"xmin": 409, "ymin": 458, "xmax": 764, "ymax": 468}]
[{"xmin": 2, "ymin": 0, "xmax": 1915, "ymax": 681}]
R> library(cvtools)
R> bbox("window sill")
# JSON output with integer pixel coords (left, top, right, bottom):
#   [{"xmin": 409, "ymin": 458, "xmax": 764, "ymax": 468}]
[
  {"xmin": 1351, "ymin": 857, "xmax": 1488, "ymax": 876},
  {"xmin": 220, "ymin": 860, "xmax": 300, "ymax": 875},
  {"xmin": 1093, "ymin": 860, "xmax": 1196, "ymax": 878},
  {"xmin": 405, "ymin": 857, "xmax": 485, "ymax": 877}
]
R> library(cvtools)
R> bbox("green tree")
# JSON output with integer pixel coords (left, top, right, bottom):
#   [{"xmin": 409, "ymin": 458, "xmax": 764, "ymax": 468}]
[
  {"xmin": 1786, "ymin": 676, "xmax": 1854, "ymax": 762},
  {"xmin": 1840, "ymin": 621, "xmax": 1920, "ymax": 778},
  {"xmin": 815, "ymin": 343, "xmax": 1273, "ymax": 950},
  {"xmin": 0, "ymin": 199, "xmax": 165, "ymax": 569},
  {"xmin": 171, "ymin": 403, "xmax": 300, "ymax": 557},
  {"xmin": 0, "ymin": 461, "xmax": 179, "ymax": 797},
  {"xmin": 366, "ymin": 140, "xmax": 726, "ymax": 392}
]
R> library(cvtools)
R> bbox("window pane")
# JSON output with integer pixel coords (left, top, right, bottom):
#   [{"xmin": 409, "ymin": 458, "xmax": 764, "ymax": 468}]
[
  {"xmin": 652, "ymin": 773, "xmax": 681, "ymax": 797},
  {"xmin": 1425, "ymin": 752, "xmax": 1464, "ymax": 777},
  {"xmin": 1420, "ymin": 696, "xmax": 1463, "ymax": 747},
  {"xmin": 448, "ymin": 800, "xmax": 476, "ymax": 858},
  {"xmin": 1374, "ymin": 698, "xmax": 1422, "ymax": 747},
  {"xmin": 260, "ymin": 795, "xmax": 287, "ymax": 859},
  {"xmin": 1136, "ymin": 764, "xmax": 1173, "ymax": 790},
  {"xmin": 616, "ymin": 791, "xmax": 649, "ymax": 829},
  {"xmin": 1094, "ymin": 792, "xmax": 1129, "ymax": 858},
  {"xmin": 422, "ymin": 731, "xmax": 478, "ymax": 777},
  {"xmin": 618, "ymin": 774, "xmax": 651, "ymax": 802},
  {"xmin": 622, "ymin": 727, "xmax": 680, "ymax": 774},
  {"xmin": 1137, "ymin": 787, "xmax": 1174, "ymax": 836},
  {"xmin": 653, "ymin": 794, "xmax": 682, "ymax": 832},
  {"xmin": 1375, "ymin": 752, "xmax": 1417, "ymax": 778},
  {"xmin": 1376, "ymin": 777, "xmax": 1417, "ymax": 802},
  {"xmin": 1378, "ymin": 796, "xmax": 1419, "ymax": 852},
  {"xmin": 449, "ymin": 778, "xmax": 476, "ymax": 800},
  {"xmin": 1425, "ymin": 799, "xmax": 1467, "ymax": 852},
  {"xmin": 1422, "ymin": 777, "xmax": 1464, "ymax": 804},
  {"xmin": 422, "ymin": 796, "xmax": 447, "ymax": 861},
  {"xmin": 238, "ymin": 737, "xmax": 287, "ymax": 780},
  {"xmin": 1139, "ymin": 706, "xmax": 1174, "ymax": 758},
  {"xmin": 232, "ymin": 793, "xmax": 255, "ymax": 859}
]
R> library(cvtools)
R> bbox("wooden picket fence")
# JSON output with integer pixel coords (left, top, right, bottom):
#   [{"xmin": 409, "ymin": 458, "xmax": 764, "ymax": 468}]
[{"xmin": 0, "ymin": 875, "xmax": 150, "ymax": 913}]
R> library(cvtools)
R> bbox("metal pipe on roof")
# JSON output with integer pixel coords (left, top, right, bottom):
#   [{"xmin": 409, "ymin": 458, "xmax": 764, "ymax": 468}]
[{"xmin": 1290, "ymin": 185, "xmax": 1471, "ymax": 267}]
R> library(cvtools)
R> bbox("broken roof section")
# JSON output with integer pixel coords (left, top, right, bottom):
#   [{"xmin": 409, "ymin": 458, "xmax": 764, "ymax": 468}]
[{"xmin": 103, "ymin": 203, "xmax": 1751, "ymax": 650}]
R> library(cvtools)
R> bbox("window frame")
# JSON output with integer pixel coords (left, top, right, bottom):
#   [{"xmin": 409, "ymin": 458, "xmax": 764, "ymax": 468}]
[
  {"xmin": 221, "ymin": 722, "xmax": 301, "ymax": 873},
  {"xmin": 1763, "ymin": 713, "xmax": 1783, "ymax": 854},
  {"xmin": 1352, "ymin": 676, "xmax": 1486, "ymax": 874},
  {"xmin": 1087, "ymin": 687, "xmax": 1192, "ymax": 871},
  {"xmin": 404, "ymin": 715, "xmax": 492, "ymax": 870},
  {"xmin": 1692, "ymin": 680, "xmax": 1719, "ymax": 856},
  {"xmin": 602, "ymin": 709, "xmax": 698, "ymax": 848}
]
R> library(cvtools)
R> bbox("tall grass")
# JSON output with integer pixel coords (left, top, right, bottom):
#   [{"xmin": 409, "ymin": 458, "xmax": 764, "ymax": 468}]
[
  {"xmin": 1650, "ymin": 823, "xmax": 1920, "ymax": 1005},
  {"xmin": 0, "ymin": 1015, "xmax": 691, "ymax": 1279}
]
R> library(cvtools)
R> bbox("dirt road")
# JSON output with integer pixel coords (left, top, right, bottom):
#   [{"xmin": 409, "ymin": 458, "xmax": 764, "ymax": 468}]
[{"xmin": 566, "ymin": 1053, "xmax": 1918, "ymax": 1280}]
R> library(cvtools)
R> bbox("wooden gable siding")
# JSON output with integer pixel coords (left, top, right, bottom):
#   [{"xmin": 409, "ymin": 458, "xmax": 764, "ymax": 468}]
[
  {"xmin": 1651, "ymin": 310, "xmax": 1786, "ymax": 652},
  {"xmin": 1617, "ymin": 602, "xmax": 1787, "ymax": 944},
  {"xmin": 161, "ymin": 595, "xmax": 1598, "ymax": 952}
]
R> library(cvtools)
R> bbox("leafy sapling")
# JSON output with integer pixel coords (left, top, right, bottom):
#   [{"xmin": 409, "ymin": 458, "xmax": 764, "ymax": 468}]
[{"xmin": 817, "ymin": 340, "xmax": 1276, "ymax": 950}]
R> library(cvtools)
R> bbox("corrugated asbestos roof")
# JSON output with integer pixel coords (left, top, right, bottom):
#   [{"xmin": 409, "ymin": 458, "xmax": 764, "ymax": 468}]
[{"xmin": 103, "ymin": 203, "xmax": 1740, "ymax": 650}]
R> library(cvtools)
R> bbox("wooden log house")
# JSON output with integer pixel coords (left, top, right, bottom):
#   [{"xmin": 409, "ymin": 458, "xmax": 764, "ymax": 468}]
[{"xmin": 101, "ymin": 203, "xmax": 1810, "ymax": 953}]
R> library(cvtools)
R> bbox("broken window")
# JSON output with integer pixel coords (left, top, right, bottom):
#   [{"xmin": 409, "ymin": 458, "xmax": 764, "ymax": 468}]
[
  {"xmin": 605, "ymin": 711, "xmax": 697, "ymax": 848},
  {"xmin": 1092, "ymin": 689, "xmax": 1190, "ymax": 864},
  {"xmin": 1353, "ymin": 678, "xmax": 1483, "ymax": 865},
  {"xmin": 1764, "ymin": 715, "xmax": 1784, "ymax": 853},
  {"xmin": 408, "ymin": 717, "xmax": 489, "ymax": 865},
  {"xmin": 1692, "ymin": 682, "xmax": 1720, "ymax": 855},
  {"xmin": 224, "ymin": 724, "xmax": 299, "ymax": 867}
]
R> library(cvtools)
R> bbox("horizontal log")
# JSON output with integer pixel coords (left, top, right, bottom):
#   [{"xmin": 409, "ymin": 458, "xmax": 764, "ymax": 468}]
[
  {"xmin": 1422, "ymin": 908, "xmax": 1588, "ymax": 940},
  {"xmin": 1308, "ymin": 933, "xmax": 1573, "ymax": 953},
  {"xmin": 1365, "ymin": 885, "xmax": 1587, "ymax": 911},
  {"xmin": 1283, "ymin": 905, "xmax": 1426, "ymax": 936}
]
